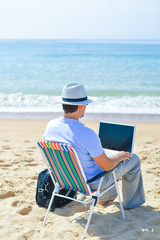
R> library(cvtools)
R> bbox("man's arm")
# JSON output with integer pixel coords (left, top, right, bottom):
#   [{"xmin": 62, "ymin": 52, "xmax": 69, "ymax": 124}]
[
  {"xmin": 84, "ymin": 128, "xmax": 131, "ymax": 171},
  {"xmin": 93, "ymin": 151, "xmax": 131, "ymax": 171}
]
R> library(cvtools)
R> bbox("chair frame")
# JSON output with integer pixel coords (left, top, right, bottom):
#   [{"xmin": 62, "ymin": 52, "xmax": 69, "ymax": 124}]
[{"xmin": 37, "ymin": 140, "xmax": 125, "ymax": 239}]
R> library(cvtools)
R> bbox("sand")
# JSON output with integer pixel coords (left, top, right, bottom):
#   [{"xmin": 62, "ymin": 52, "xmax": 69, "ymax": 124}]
[{"xmin": 0, "ymin": 119, "xmax": 160, "ymax": 240}]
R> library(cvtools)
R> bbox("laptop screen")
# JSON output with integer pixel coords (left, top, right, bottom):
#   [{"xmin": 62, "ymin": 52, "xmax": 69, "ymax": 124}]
[{"xmin": 98, "ymin": 122, "xmax": 135, "ymax": 152}]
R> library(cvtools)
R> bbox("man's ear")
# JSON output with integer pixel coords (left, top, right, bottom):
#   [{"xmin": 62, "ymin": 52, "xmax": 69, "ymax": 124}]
[{"xmin": 78, "ymin": 105, "xmax": 83, "ymax": 110}]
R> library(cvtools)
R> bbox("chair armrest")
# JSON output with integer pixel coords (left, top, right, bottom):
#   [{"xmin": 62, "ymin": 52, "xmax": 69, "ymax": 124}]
[{"xmin": 86, "ymin": 164, "xmax": 119, "ymax": 184}]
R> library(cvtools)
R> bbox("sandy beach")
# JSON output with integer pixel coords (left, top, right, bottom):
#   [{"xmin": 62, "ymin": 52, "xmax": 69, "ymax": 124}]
[{"xmin": 0, "ymin": 119, "xmax": 160, "ymax": 240}]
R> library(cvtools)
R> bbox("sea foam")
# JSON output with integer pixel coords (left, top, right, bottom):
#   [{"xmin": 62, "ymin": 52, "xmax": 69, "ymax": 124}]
[{"xmin": 0, "ymin": 93, "xmax": 160, "ymax": 114}]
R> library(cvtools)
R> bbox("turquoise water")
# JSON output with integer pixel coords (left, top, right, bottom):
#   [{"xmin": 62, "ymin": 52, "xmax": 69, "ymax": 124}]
[{"xmin": 0, "ymin": 39, "xmax": 160, "ymax": 114}]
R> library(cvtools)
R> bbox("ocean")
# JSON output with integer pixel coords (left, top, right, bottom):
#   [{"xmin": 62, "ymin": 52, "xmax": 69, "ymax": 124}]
[{"xmin": 0, "ymin": 39, "xmax": 160, "ymax": 120}]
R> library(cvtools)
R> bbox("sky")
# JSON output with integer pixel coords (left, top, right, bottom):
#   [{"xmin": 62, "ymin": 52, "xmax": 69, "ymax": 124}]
[{"xmin": 0, "ymin": 0, "xmax": 160, "ymax": 39}]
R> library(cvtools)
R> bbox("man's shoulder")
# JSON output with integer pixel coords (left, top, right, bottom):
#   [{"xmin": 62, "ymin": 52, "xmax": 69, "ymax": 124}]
[
  {"xmin": 47, "ymin": 117, "xmax": 62, "ymax": 126},
  {"xmin": 81, "ymin": 124, "xmax": 98, "ymax": 138}
]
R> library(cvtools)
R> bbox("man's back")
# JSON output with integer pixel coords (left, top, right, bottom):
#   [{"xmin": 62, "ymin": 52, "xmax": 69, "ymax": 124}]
[{"xmin": 43, "ymin": 117, "xmax": 103, "ymax": 181}]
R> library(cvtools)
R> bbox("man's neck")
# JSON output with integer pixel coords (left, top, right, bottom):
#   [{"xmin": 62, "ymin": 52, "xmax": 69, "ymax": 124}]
[{"xmin": 64, "ymin": 113, "xmax": 79, "ymax": 121}]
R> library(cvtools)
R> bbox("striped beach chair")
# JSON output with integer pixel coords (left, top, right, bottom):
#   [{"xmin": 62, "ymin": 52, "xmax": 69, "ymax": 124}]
[{"xmin": 37, "ymin": 140, "xmax": 125, "ymax": 239}]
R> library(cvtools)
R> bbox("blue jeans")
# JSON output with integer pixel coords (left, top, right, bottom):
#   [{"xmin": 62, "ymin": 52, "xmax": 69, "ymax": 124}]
[{"xmin": 89, "ymin": 154, "xmax": 145, "ymax": 209}]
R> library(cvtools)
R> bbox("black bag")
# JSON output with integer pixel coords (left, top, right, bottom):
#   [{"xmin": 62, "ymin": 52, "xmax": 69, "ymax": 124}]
[{"xmin": 35, "ymin": 169, "xmax": 76, "ymax": 211}]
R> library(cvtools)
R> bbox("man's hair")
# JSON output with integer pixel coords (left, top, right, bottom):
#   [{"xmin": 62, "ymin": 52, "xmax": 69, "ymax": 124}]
[{"xmin": 62, "ymin": 104, "xmax": 78, "ymax": 113}]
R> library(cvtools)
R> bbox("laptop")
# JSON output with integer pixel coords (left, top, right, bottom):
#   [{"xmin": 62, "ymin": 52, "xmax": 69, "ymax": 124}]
[{"xmin": 98, "ymin": 121, "xmax": 136, "ymax": 157}]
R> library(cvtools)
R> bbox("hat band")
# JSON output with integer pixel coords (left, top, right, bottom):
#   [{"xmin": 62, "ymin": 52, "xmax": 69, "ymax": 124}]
[{"xmin": 62, "ymin": 96, "xmax": 88, "ymax": 103}]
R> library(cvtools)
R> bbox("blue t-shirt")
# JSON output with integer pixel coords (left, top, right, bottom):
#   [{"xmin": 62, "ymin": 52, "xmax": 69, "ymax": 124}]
[{"xmin": 43, "ymin": 117, "xmax": 104, "ymax": 181}]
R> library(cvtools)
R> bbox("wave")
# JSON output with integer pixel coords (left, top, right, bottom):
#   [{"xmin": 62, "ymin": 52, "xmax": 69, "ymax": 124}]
[{"xmin": 0, "ymin": 93, "xmax": 160, "ymax": 114}]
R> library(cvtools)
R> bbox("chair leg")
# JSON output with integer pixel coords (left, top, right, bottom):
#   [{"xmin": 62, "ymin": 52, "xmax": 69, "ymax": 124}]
[
  {"xmin": 113, "ymin": 171, "xmax": 126, "ymax": 220},
  {"xmin": 81, "ymin": 199, "xmax": 95, "ymax": 240},
  {"xmin": 43, "ymin": 190, "xmax": 55, "ymax": 226}
]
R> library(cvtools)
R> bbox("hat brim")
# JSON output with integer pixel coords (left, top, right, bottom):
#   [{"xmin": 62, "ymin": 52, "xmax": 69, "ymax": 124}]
[{"xmin": 60, "ymin": 98, "xmax": 94, "ymax": 105}]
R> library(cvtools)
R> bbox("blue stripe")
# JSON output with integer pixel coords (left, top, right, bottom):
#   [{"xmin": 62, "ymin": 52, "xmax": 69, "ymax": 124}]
[
  {"xmin": 54, "ymin": 149, "xmax": 71, "ymax": 189},
  {"xmin": 67, "ymin": 151, "xmax": 87, "ymax": 195},
  {"xmin": 50, "ymin": 149, "xmax": 68, "ymax": 189},
  {"xmin": 42, "ymin": 148, "xmax": 61, "ymax": 187},
  {"xmin": 38, "ymin": 141, "xmax": 89, "ymax": 195},
  {"xmin": 62, "ymin": 96, "xmax": 87, "ymax": 103},
  {"xmin": 58, "ymin": 150, "xmax": 78, "ymax": 191}
]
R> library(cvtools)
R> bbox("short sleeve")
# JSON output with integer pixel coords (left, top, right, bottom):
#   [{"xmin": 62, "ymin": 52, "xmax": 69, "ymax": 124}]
[{"xmin": 83, "ymin": 128, "xmax": 104, "ymax": 157}]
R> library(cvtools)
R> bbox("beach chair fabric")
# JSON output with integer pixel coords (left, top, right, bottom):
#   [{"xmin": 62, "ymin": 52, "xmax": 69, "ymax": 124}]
[{"xmin": 37, "ymin": 140, "xmax": 125, "ymax": 239}]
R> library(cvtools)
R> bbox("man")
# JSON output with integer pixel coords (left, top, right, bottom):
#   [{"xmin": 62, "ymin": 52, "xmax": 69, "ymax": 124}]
[{"xmin": 44, "ymin": 82, "xmax": 145, "ymax": 208}]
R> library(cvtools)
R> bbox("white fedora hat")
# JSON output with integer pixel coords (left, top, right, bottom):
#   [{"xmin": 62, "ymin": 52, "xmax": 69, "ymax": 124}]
[{"xmin": 61, "ymin": 82, "xmax": 94, "ymax": 105}]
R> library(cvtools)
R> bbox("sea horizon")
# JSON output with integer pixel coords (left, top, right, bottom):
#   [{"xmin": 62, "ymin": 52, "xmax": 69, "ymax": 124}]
[{"xmin": 0, "ymin": 38, "xmax": 160, "ymax": 41}]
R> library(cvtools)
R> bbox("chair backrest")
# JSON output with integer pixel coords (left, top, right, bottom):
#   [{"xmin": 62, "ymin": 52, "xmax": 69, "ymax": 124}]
[{"xmin": 37, "ymin": 140, "xmax": 91, "ymax": 196}]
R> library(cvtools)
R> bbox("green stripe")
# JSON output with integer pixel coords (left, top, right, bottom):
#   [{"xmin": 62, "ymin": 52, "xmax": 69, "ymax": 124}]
[
  {"xmin": 65, "ymin": 151, "xmax": 86, "ymax": 193},
  {"xmin": 56, "ymin": 150, "xmax": 77, "ymax": 190},
  {"xmin": 72, "ymin": 153, "xmax": 88, "ymax": 194},
  {"xmin": 42, "ymin": 148, "xmax": 61, "ymax": 185},
  {"xmin": 41, "ymin": 141, "xmax": 87, "ymax": 194},
  {"xmin": 48, "ymin": 148, "xmax": 68, "ymax": 187},
  {"xmin": 46, "ymin": 141, "xmax": 51, "ymax": 148}
]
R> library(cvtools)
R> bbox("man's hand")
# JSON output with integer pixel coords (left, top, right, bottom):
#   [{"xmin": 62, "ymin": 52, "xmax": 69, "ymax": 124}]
[
  {"xmin": 93, "ymin": 151, "xmax": 132, "ymax": 171},
  {"xmin": 111, "ymin": 151, "xmax": 132, "ymax": 162}
]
